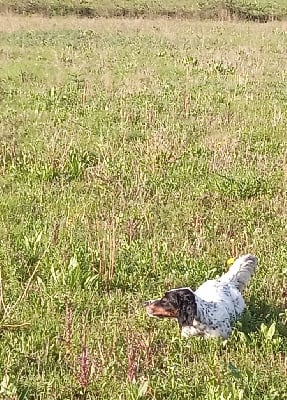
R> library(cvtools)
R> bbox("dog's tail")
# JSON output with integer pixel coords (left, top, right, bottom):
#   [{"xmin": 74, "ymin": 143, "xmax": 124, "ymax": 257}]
[{"xmin": 219, "ymin": 254, "xmax": 257, "ymax": 292}]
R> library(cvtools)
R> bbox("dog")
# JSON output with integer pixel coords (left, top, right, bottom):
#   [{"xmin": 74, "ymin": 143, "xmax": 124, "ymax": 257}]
[{"xmin": 144, "ymin": 254, "xmax": 257, "ymax": 338}]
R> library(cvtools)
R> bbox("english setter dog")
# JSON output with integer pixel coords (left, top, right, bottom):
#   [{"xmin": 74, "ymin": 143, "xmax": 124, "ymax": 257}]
[{"xmin": 144, "ymin": 254, "xmax": 257, "ymax": 339}]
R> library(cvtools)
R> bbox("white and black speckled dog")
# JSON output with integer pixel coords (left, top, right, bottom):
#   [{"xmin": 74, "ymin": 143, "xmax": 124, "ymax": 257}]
[{"xmin": 144, "ymin": 254, "xmax": 257, "ymax": 339}]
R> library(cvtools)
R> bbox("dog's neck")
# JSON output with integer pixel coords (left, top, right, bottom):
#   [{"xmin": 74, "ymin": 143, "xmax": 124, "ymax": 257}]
[{"xmin": 193, "ymin": 294, "xmax": 215, "ymax": 325}]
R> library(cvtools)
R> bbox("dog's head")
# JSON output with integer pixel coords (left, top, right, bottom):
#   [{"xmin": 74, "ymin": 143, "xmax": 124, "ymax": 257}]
[{"xmin": 144, "ymin": 288, "xmax": 197, "ymax": 328}]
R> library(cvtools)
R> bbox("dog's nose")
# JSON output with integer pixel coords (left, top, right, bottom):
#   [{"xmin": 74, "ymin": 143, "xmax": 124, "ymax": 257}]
[{"xmin": 143, "ymin": 301, "xmax": 151, "ymax": 307}]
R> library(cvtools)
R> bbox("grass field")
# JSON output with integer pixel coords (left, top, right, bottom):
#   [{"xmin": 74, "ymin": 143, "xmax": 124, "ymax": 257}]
[
  {"xmin": 0, "ymin": 12, "xmax": 287, "ymax": 400},
  {"xmin": 0, "ymin": 0, "xmax": 287, "ymax": 21}
]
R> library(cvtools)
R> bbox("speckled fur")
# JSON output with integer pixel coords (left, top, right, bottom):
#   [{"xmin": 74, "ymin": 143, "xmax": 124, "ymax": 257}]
[{"xmin": 145, "ymin": 254, "xmax": 258, "ymax": 339}]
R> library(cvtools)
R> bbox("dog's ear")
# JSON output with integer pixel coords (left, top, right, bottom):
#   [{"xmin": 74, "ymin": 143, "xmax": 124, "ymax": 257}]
[{"xmin": 175, "ymin": 289, "xmax": 197, "ymax": 328}]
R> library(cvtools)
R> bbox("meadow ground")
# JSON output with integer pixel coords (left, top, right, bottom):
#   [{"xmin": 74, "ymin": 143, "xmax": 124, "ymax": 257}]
[
  {"xmin": 0, "ymin": 12, "xmax": 287, "ymax": 400},
  {"xmin": 0, "ymin": 0, "xmax": 287, "ymax": 21}
]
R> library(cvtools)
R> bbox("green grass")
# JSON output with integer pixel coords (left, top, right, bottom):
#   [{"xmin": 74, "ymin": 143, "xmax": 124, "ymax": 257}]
[
  {"xmin": 0, "ymin": 14, "xmax": 287, "ymax": 400},
  {"xmin": 0, "ymin": 0, "xmax": 287, "ymax": 21}
]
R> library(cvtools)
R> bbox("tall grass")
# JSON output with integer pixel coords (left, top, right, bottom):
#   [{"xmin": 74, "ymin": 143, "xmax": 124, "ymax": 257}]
[
  {"xmin": 0, "ymin": 15, "xmax": 286, "ymax": 399},
  {"xmin": 0, "ymin": 0, "xmax": 287, "ymax": 21}
]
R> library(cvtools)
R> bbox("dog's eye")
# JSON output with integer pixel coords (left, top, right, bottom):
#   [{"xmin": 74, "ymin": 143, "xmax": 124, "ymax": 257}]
[{"xmin": 161, "ymin": 298, "xmax": 167, "ymax": 304}]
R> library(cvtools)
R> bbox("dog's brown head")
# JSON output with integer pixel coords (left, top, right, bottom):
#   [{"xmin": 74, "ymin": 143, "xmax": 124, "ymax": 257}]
[{"xmin": 144, "ymin": 288, "xmax": 197, "ymax": 328}]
